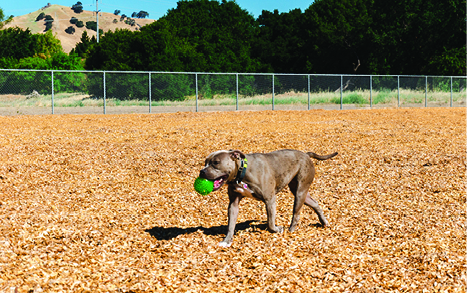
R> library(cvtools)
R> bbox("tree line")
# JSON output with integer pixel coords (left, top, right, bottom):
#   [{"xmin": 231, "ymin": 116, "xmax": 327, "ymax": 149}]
[{"xmin": 0, "ymin": 0, "xmax": 465, "ymax": 76}]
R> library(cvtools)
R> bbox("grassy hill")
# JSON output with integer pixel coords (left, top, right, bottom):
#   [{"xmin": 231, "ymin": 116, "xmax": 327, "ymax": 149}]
[{"xmin": 3, "ymin": 4, "xmax": 156, "ymax": 53}]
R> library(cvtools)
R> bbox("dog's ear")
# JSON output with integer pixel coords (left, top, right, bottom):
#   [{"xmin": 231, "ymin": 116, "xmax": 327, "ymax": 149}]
[{"xmin": 229, "ymin": 150, "xmax": 246, "ymax": 160}]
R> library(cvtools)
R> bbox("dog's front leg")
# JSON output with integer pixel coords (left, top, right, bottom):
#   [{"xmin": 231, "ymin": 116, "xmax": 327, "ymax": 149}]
[
  {"xmin": 219, "ymin": 193, "xmax": 242, "ymax": 247},
  {"xmin": 265, "ymin": 197, "xmax": 284, "ymax": 234}
]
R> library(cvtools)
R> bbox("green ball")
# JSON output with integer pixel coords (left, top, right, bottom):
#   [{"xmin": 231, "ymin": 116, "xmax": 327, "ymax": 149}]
[{"xmin": 194, "ymin": 177, "xmax": 214, "ymax": 195}]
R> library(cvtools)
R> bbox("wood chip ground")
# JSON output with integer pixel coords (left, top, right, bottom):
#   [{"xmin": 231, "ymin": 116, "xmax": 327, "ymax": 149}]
[{"xmin": 0, "ymin": 108, "xmax": 465, "ymax": 292}]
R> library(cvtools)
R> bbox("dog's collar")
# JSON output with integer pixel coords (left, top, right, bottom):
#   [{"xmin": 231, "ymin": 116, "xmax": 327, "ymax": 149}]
[{"xmin": 234, "ymin": 158, "xmax": 248, "ymax": 184}]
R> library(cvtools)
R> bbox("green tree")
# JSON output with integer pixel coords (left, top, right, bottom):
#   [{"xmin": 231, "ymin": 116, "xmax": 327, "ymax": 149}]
[
  {"xmin": 86, "ymin": 21, "xmax": 97, "ymax": 31},
  {"xmin": 253, "ymin": 9, "xmax": 307, "ymax": 73},
  {"xmin": 1, "ymin": 52, "xmax": 84, "ymax": 95},
  {"xmin": 72, "ymin": 1, "xmax": 83, "ymax": 13},
  {"xmin": 0, "ymin": 6, "xmax": 13, "ymax": 29},
  {"xmin": 133, "ymin": 11, "xmax": 149, "ymax": 18},
  {"xmin": 36, "ymin": 12, "xmax": 45, "ymax": 21},
  {"xmin": 36, "ymin": 30, "xmax": 63, "ymax": 56},
  {"xmin": 425, "ymin": 47, "xmax": 465, "ymax": 76},
  {"xmin": 125, "ymin": 18, "xmax": 136, "ymax": 26},
  {"xmin": 302, "ymin": 0, "xmax": 374, "ymax": 74},
  {"xmin": 84, "ymin": 29, "xmax": 139, "ymax": 70},
  {"xmin": 65, "ymin": 26, "xmax": 75, "ymax": 34},
  {"xmin": 45, "ymin": 22, "xmax": 53, "ymax": 31},
  {"xmin": 43, "ymin": 15, "xmax": 54, "ymax": 31},
  {"xmin": 70, "ymin": 31, "xmax": 95, "ymax": 58},
  {"xmin": 0, "ymin": 27, "xmax": 77, "ymax": 70},
  {"xmin": 160, "ymin": 0, "xmax": 259, "ymax": 72},
  {"xmin": 46, "ymin": 52, "xmax": 83, "ymax": 70},
  {"xmin": 14, "ymin": 52, "xmax": 83, "ymax": 70},
  {"xmin": 369, "ymin": 0, "xmax": 466, "ymax": 75},
  {"xmin": 0, "ymin": 27, "xmax": 38, "ymax": 60},
  {"xmin": 138, "ymin": 20, "xmax": 204, "ymax": 71},
  {"xmin": 83, "ymin": 20, "xmax": 200, "ymax": 71}
]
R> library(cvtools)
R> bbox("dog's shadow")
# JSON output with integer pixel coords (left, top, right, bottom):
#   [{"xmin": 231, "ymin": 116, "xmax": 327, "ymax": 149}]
[{"xmin": 145, "ymin": 220, "xmax": 268, "ymax": 241}]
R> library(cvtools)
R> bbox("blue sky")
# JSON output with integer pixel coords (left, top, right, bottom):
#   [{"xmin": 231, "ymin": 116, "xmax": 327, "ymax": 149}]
[{"xmin": 1, "ymin": 0, "xmax": 314, "ymax": 19}]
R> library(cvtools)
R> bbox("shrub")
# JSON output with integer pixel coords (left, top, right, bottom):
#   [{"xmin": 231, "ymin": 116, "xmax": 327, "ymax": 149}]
[
  {"xmin": 65, "ymin": 26, "xmax": 75, "ymax": 34},
  {"xmin": 331, "ymin": 92, "xmax": 367, "ymax": 104},
  {"xmin": 152, "ymin": 74, "xmax": 194, "ymax": 101},
  {"xmin": 72, "ymin": 2, "xmax": 83, "ymax": 13},
  {"xmin": 36, "ymin": 12, "xmax": 45, "ymax": 21},
  {"xmin": 373, "ymin": 90, "xmax": 393, "ymax": 104},
  {"xmin": 125, "ymin": 18, "xmax": 135, "ymax": 26},
  {"xmin": 45, "ymin": 22, "xmax": 53, "ymax": 31},
  {"xmin": 133, "ymin": 11, "xmax": 149, "ymax": 19},
  {"xmin": 70, "ymin": 17, "xmax": 78, "ymax": 24},
  {"xmin": 86, "ymin": 21, "xmax": 97, "ymax": 31},
  {"xmin": 76, "ymin": 20, "xmax": 84, "ymax": 28}
]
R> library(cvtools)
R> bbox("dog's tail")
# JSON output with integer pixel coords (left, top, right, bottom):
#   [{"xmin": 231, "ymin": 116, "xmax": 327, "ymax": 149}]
[{"xmin": 307, "ymin": 151, "xmax": 338, "ymax": 160}]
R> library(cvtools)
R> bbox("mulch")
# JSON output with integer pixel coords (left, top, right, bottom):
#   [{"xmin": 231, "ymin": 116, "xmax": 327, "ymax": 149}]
[{"xmin": 0, "ymin": 108, "xmax": 465, "ymax": 292}]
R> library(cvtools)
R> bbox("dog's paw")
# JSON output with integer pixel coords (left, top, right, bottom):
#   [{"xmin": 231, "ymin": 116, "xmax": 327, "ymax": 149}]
[
  {"xmin": 218, "ymin": 241, "xmax": 232, "ymax": 248},
  {"xmin": 320, "ymin": 218, "xmax": 329, "ymax": 227},
  {"xmin": 269, "ymin": 226, "xmax": 284, "ymax": 234}
]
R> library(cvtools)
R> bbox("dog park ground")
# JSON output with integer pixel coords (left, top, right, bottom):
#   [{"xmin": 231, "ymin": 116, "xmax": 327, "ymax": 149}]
[{"xmin": 0, "ymin": 108, "xmax": 465, "ymax": 292}]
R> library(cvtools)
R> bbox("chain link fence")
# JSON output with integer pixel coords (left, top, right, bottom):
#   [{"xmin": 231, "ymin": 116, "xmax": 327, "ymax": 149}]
[{"xmin": 0, "ymin": 69, "xmax": 465, "ymax": 115}]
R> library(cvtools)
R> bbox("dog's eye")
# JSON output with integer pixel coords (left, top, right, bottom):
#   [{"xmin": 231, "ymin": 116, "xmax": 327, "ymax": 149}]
[{"xmin": 212, "ymin": 161, "xmax": 219, "ymax": 166}]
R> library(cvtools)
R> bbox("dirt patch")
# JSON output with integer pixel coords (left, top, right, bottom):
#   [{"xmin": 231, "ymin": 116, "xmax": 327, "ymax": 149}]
[
  {"xmin": 0, "ymin": 108, "xmax": 465, "ymax": 292},
  {"xmin": 0, "ymin": 103, "xmax": 464, "ymax": 116}
]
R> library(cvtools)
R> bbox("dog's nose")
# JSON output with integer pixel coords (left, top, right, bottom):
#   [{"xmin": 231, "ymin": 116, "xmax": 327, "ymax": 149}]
[{"xmin": 199, "ymin": 169, "xmax": 206, "ymax": 177}]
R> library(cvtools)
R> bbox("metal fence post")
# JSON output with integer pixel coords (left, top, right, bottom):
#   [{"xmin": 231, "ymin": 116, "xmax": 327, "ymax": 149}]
[
  {"xmin": 370, "ymin": 75, "xmax": 372, "ymax": 108},
  {"xmin": 51, "ymin": 71, "xmax": 54, "ymax": 114},
  {"xmin": 272, "ymin": 74, "xmax": 275, "ymax": 110},
  {"xmin": 149, "ymin": 72, "xmax": 152, "ymax": 113},
  {"xmin": 307, "ymin": 74, "xmax": 310, "ymax": 110},
  {"xmin": 103, "ymin": 71, "xmax": 106, "ymax": 114},
  {"xmin": 425, "ymin": 76, "xmax": 428, "ymax": 107},
  {"xmin": 195, "ymin": 73, "xmax": 198, "ymax": 112},
  {"xmin": 397, "ymin": 75, "xmax": 400, "ymax": 107},
  {"xmin": 236, "ymin": 73, "xmax": 239, "ymax": 111},
  {"xmin": 340, "ymin": 75, "xmax": 343, "ymax": 110},
  {"xmin": 450, "ymin": 76, "xmax": 453, "ymax": 107}
]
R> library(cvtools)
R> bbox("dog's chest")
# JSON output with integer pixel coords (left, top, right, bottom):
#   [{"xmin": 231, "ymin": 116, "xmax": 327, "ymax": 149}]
[{"xmin": 232, "ymin": 182, "xmax": 261, "ymax": 200}]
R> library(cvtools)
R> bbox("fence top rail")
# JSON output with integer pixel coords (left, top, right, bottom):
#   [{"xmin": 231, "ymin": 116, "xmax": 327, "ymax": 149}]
[{"xmin": 0, "ymin": 68, "xmax": 465, "ymax": 79}]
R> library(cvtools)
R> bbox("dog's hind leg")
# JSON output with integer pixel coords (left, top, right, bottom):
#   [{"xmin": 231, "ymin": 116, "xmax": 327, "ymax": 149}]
[
  {"xmin": 304, "ymin": 194, "xmax": 329, "ymax": 227},
  {"xmin": 288, "ymin": 178, "xmax": 309, "ymax": 232}
]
